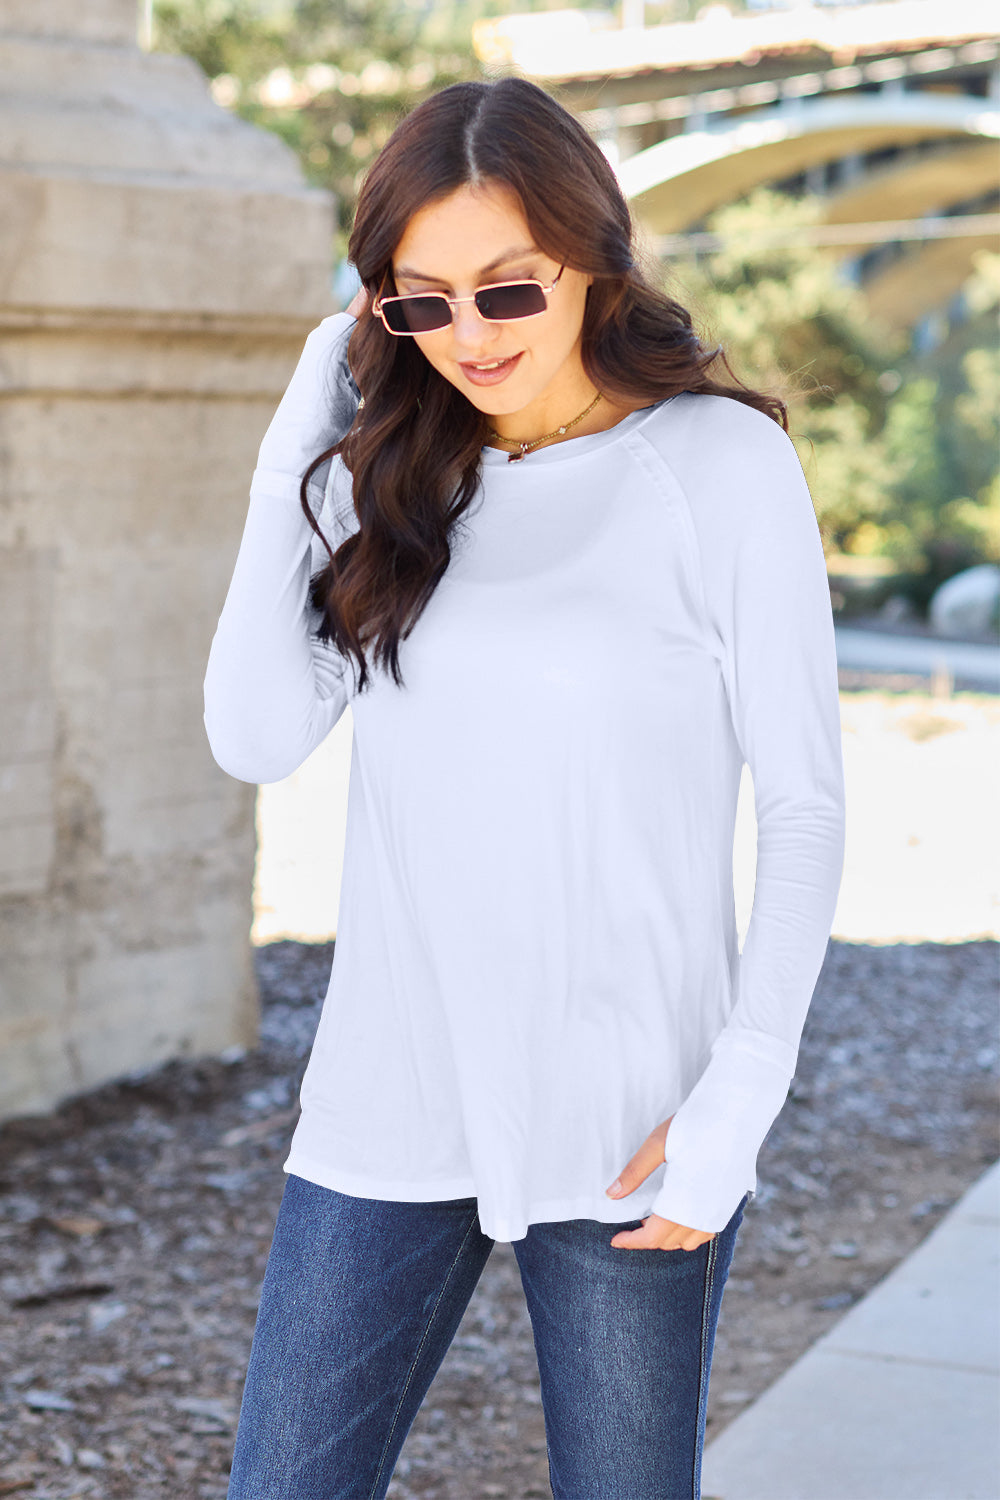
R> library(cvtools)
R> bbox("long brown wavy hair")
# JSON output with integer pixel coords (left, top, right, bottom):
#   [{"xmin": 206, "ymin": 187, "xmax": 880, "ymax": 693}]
[{"xmin": 301, "ymin": 76, "xmax": 787, "ymax": 692}]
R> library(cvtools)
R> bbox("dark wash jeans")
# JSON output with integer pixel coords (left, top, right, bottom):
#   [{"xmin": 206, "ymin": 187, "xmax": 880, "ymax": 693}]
[{"xmin": 226, "ymin": 1173, "xmax": 750, "ymax": 1500}]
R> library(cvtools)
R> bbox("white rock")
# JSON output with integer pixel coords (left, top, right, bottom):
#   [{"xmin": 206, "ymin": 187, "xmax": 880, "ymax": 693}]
[
  {"xmin": 929, "ymin": 563, "xmax": 1000, "ymax": 639},
  {"xmin": 87, "ymin": 1299, "xmax": 129, "ymax": 1333},
  {"xmin": 24, "ymin": 1389, "xmax": 76, "ymax": 1412},
  {"xmin": 52, "ymin": 1435, "xmax": 74, "ymax": 1467}
]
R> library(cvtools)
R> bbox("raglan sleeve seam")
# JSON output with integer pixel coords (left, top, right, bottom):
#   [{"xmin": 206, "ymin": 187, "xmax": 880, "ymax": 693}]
[{"xmin": 628, "ymin": 406, "xmax": 727, "ymax": 669}]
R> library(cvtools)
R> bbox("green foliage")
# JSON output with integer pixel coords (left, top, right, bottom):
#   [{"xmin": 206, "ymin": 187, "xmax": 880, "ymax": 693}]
[
  {"xmin": 664, "ymin": 192, "xmax": 999, "ymax": 600},
  {"xmin": 154, "ymin": 14, "xmax": 997, "ymax": 600},
  {"xmin": 150, "ymin": 1, "xmax": 750, "ymax": 249},
  {"xmin": 666, "ymin": 190, "xmax": 894, "ymax": 420},
  {"xmin": 152, "ymin": 0, "xmax": 482, "ymax": 245},
  {"xmin": 879, "ymin": 346, "xmax": 1000, "ymax": 599}
]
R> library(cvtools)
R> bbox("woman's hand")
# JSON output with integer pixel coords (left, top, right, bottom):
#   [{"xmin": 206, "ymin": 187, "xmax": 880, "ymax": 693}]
[
  {"xmin": 254, "ymin": 313, "xmax": 360, "ymax": 485},
  {"xmin": 606, "ymin": 1117, "xmax": 718, "ymax": 1252},
  {"xmin": 346, "ymin": 285, "xmax": 369, "ymax": 318}
]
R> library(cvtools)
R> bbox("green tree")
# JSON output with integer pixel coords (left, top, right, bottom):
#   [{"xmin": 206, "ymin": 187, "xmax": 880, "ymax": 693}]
[
  {"xmin": 663, "ymin": 189, "xmax": 904, "ymax": 550},
  {"xmin": 664, "ymin": 191, "xmax": 999, "ymax": 602},
  {"xmin": 872, "ymin": 252, "xmax": 999, "ymax": 603},
  {"xmin": 152, "ymin": 0, "xmax": 482, "ymax": 245},
  {"xmin": 153, "ymin": 15, "xmax": 999, "ymax": 598},
  {"xmin": 878, "ymin": 344, "xmax": 1000, "ymax": 603}
]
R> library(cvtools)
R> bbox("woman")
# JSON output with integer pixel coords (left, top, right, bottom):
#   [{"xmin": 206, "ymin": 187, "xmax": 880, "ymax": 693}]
[{"xmin": 205, "ymin": 76, "xmax": 846, "ymax": 1500}]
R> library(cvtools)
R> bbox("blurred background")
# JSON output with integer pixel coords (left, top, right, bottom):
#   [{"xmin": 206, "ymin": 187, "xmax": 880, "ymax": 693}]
[
  {"xmin": 150, "ymin": 0, "xmax": 1000, "ymax": 617},
  {"xmin": 0, "ymin": 1, "xmax": 996, "ymax": 1495}
]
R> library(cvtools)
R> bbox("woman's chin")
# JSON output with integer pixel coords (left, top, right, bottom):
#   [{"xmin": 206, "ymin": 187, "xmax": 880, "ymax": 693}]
[{"xmin": 460, "ymin": 386, "xmax": 527, "ymax": 421}]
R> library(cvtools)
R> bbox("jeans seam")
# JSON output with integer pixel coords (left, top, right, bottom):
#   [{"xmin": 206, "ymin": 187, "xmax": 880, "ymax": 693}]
[
  {"xmin": 367, "ymin": 1208, "xmax": 483, "ymax": 1499},
  {"xmin": 692, "ymin": 1232, "xmax": 719, "ymax": 1500}
]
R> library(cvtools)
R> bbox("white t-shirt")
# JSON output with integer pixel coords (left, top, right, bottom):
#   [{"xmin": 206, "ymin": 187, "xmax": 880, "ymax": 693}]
[{"xmin": 204, "ymin": 311, "xmax": 846, "ymax": 1243}]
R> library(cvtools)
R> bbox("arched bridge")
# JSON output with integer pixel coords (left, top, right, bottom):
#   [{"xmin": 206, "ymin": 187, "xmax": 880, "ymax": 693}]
[{"xmin": 477, "ymin": 0, "xmax": 1000, "ymax": 332}]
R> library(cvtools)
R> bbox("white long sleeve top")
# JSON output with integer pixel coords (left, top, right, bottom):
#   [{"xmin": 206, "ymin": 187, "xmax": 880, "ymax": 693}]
[{"xmin": 204, "ymin": 311, "xmax": 846, "ymax": 1243}]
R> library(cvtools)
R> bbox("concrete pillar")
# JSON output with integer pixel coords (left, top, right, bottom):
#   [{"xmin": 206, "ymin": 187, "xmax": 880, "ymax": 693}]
[{"xmin": 0, "ymin": 0, "xmax": 336, "ymax": 1116}]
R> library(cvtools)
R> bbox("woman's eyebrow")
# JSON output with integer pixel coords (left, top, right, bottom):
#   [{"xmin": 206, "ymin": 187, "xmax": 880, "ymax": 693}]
[{"xmin": 394, "ymin": 245, "xmax": 540, "ymax": 286}]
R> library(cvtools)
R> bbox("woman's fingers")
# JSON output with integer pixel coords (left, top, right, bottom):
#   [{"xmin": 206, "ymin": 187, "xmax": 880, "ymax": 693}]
[
  {"xmin": 610, "ymin": 1213, "xmax": 717, "ymax": 1252},
  {"xmin": 604, "ymin": 1116, "xmax": 718, "ymax": 1249},
  {"xmin": 346, "ymin": 285, "xmax": 369, "ymax": 318},
  {"xmin": 606, "ymin": 1117, "xmax": 672, "ymax": 1200}
]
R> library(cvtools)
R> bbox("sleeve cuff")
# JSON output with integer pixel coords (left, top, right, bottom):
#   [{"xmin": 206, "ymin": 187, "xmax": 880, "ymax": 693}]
[{"xmin": 649, "ymin": 1028, "xmax": 796, "ymax": 1232}]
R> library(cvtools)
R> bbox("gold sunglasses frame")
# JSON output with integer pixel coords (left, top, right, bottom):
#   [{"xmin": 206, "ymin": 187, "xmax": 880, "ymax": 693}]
[{"xmin": 372, "ymin": 265, "xmax": 565, "ymax": 336}]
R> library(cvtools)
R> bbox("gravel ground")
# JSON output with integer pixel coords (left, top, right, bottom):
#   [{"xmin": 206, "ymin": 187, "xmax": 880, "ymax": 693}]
[{"xmin": 0, "ymin": 936, "xmax": 997, "ymax": 1499}]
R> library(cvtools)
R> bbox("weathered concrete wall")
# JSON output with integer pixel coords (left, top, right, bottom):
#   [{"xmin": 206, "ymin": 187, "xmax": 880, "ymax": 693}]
[{"xmin": 0, "ymin": 0, "xmax": 336, "ymax": 1116}]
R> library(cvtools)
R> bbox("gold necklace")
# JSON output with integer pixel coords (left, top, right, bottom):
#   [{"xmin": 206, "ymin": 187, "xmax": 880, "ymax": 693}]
[{"xmin": 487, "ymin": 391, "xmax": 603, "ymax": 463}]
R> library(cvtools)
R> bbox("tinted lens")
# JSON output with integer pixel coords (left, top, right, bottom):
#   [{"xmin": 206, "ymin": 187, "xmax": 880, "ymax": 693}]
[
  {"xmin": 474, "ymin": 281, "xmax": 547, "ymax": 321},
  {"xmin": 382, "ymin": 295, "xmax": 451, "ymax": 334}
]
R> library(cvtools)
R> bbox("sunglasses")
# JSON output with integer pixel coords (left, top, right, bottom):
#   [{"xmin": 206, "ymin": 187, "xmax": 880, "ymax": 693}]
[{"xmin": 373, "ymin": 265, "xmax": 565, "ymax": 336}]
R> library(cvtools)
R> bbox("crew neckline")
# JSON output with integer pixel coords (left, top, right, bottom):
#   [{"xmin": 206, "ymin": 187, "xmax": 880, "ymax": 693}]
[{"xmin": 480, "ymin": 396, "xmax": 678, "ymax": 467}]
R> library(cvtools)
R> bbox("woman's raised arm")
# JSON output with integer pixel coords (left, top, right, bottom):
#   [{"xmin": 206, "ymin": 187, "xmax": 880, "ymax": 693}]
[{"xmin": 203, "ymin": 311, "xmax": 360, "ymax": 784}]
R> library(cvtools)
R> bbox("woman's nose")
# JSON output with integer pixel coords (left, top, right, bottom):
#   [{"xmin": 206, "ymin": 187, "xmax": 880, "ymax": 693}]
[{"xmin": 450, "ymin": 298, "xmax": 496, "ymax": 348}]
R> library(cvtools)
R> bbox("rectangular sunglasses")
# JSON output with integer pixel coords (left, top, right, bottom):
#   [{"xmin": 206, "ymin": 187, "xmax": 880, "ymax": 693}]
[{"xmin": 373, "ymin": 265, "xmax": 565, "ymax": 336}]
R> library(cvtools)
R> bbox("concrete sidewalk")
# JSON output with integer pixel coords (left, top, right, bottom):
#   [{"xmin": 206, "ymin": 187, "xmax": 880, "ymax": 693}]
[{"xmin": 702, "ymin": 1157, "xmax": 1000, "ymax": 1500}]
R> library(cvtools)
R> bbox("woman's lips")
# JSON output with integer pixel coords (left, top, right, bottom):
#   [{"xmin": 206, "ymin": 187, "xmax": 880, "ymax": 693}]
[{"xmin": 458, "ymin": 351, "xmax": 523, "ymax": 386}]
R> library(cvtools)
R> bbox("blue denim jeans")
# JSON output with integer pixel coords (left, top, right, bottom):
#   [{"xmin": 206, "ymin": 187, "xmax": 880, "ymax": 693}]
[{"xmin": 226, "ymin": 1174, "xmax": 750, "ymax": 1499}]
